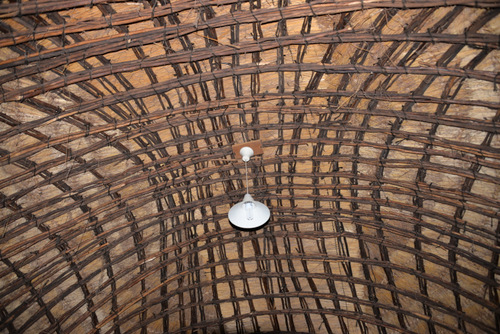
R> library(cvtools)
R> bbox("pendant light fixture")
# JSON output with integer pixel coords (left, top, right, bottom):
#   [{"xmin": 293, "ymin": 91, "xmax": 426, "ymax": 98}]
[{"xmin": 228, "ymin": 146, "xmax": 270, "ymax": 229}]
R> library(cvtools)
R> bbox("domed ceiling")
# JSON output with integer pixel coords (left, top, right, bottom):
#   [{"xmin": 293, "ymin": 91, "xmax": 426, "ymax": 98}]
[{"xmin": 0, "ymin": 0, "xmax": 499, "ymax": 333}]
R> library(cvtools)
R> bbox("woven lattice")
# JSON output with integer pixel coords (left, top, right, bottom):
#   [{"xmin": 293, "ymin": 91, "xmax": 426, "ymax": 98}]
[{"xmin": 0, "ymin": 0, "xmax": 499, "ymax": 333}]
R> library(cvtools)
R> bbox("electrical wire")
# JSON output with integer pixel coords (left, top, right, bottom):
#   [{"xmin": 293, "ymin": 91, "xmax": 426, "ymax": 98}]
[{"xmin": 245, "ymin": 160, "xmax": 249, "ymax": 194}]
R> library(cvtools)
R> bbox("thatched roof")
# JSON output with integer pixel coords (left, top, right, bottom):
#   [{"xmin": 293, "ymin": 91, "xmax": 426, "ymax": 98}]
[{"xmin": 0, "ymin": 0, "xmax": 499, "ymax": 333}]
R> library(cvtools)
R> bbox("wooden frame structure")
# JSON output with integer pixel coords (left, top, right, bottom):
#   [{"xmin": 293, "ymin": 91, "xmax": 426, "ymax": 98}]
[{"xmin": 0, "ymin": 0, "xmax": 499, "ymax": 333}]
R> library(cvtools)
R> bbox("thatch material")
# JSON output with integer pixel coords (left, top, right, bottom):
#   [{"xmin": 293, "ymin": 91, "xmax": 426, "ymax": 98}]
[{"xmin": 0, "ymin": 0, "xmax": 499, "ymax": 333}]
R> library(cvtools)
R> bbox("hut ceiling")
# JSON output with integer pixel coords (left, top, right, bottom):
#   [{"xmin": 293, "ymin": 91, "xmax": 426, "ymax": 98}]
[{"xmin": 0, "ymin": 0, "xmax": 499, "ymax": 333}]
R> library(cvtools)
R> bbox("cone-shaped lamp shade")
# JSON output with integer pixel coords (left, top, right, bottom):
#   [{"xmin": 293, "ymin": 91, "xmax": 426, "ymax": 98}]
[{"xmin": 228, "ymin": 194, "xmax": 270, "ymax": 229}]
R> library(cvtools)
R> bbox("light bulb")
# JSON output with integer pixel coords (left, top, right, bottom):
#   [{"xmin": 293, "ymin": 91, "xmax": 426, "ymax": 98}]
[{"xmin": 244, "ymin": 201, "xmax": 254, "ymax": 220}]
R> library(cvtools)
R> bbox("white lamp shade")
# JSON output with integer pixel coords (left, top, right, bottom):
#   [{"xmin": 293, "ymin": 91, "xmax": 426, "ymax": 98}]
[{"xmin": 228, "ymin": 194, "xmax": 270, "ymax": 229}]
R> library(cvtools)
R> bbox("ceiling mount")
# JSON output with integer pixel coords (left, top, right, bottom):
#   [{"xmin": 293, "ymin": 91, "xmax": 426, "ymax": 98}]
[
  {"xmin": 232, "ymin": 140, "xmax": 263, "ymax": 159},
  {"xmin": 239, "ymin": 146, "xmax": 254, "ymax": 162}
]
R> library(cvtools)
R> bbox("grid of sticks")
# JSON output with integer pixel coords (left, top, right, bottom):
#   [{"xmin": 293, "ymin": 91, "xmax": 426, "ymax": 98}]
[{"xmin": 0, "ymin": 0, "xmax": 499, "ymax": 333}]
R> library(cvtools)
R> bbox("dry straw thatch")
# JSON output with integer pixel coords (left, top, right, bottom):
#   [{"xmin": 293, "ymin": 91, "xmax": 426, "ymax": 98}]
[{"xmin": 0, "ymin": 0, "xmax": 499, "ymax": 333}]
